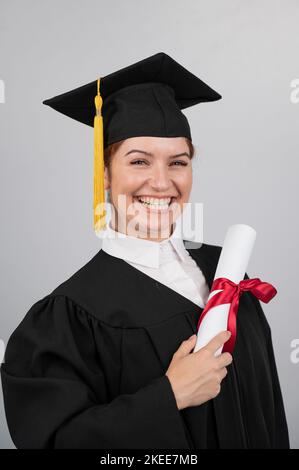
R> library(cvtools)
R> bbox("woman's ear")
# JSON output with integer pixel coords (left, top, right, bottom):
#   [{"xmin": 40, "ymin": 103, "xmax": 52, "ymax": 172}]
[{"xmin": 104, "ymin": 166, "xmax": 111, "ymax": 191}]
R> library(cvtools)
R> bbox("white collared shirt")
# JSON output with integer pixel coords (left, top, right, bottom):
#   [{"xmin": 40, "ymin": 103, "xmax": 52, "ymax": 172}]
[{"xmin": 101, "ymin": 222, "xmax": 209, "ymax": 308}]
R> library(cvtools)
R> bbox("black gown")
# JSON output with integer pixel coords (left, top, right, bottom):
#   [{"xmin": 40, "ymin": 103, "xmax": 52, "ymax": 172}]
[{"xmin": 0, "ymin": 242, "xmax": 290, "ymax": 449}]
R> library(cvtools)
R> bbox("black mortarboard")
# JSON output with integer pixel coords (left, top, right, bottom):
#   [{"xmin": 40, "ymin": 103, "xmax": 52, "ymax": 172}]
[{"xmin": 42, "ymin": 52, "xmax": 221, "ymax": 233}]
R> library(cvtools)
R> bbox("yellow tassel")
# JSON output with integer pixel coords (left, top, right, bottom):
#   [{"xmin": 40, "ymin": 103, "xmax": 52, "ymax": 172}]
[{"xmin": 93, "ymin": 78, "xmax": 107, "ymax": 232}]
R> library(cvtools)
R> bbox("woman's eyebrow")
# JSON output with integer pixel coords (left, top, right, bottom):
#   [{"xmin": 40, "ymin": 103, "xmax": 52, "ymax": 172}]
[{"xmin": 124, "ymin": 149, "xmax": 190, "ymax": 158}]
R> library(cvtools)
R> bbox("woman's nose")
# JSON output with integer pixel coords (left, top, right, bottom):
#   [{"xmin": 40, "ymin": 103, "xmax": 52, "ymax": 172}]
[{"xmin": 148, "ymin": 165, "xmax": 172, "ymax": 191}]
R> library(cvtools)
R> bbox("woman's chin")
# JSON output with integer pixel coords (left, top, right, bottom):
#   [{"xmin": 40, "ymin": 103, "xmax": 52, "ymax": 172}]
[{"xmin": 131, "ymin": 218, "xmax": 174, "ymax": 239}]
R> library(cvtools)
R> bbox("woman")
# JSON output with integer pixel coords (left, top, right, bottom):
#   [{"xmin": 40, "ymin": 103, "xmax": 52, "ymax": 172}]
[{"xmin": 1, "ymin": 53, "xmax": 289, "ymax": 449}]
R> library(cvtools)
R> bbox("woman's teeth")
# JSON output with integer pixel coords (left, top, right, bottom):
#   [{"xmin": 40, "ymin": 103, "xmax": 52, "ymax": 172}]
[{"xmin": 134, "ymin": 196, "xmax": 172, "ymax": 210}]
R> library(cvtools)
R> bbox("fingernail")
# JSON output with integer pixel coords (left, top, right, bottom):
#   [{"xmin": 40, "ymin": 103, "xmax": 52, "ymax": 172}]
[
  {"xmin": 227, "ymin": 331, "xmax": 231, "ymax": 337},
  {"xmin": 190, "ymin": 334, "xmax": 196, "ymax": 339}
]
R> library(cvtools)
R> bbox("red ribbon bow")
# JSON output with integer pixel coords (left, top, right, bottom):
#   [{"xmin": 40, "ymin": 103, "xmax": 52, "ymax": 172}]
[{"xmin": 196, "ymin": 277, "xmax": 277, "ymax": 354}]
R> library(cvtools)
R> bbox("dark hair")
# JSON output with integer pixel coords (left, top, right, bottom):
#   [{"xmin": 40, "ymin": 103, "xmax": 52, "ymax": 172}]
[{"xmin": 104, "ymin": 137, "xmax": 195, "ymax": 168}]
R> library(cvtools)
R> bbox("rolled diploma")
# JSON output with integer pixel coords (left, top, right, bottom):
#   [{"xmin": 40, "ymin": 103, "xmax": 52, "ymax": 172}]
[{"xmin": 193, "ymin": 224, "xmax": 257, "ymax": 356}]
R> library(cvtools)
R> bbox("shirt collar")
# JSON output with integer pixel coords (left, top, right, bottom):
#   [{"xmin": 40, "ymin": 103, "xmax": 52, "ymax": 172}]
[{"xmin": 101, "ymin": 220, "xmax": 189, "ymax": 268}]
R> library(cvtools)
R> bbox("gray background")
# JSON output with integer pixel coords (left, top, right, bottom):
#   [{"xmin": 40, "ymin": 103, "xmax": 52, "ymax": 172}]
[{"xmin": 0, "ymin": 0, "xmax": 298, "ymax": 449}]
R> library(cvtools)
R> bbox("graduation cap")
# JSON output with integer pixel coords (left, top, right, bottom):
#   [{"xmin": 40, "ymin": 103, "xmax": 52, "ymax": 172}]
[{"xmin": 42, "ymin": 52, "xmax": 221, "ymax": 234}]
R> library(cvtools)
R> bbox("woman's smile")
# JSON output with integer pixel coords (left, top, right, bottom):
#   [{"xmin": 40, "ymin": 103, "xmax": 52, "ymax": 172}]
[{"xmin": 132, "ymin": 195, "xmax": 178, "ymax": 213}]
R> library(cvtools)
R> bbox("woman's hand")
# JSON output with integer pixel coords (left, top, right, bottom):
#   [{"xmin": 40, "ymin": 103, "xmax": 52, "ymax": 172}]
[{"xmin": 165, "ymin": 330, "xmax": 233, "ymax": 410}]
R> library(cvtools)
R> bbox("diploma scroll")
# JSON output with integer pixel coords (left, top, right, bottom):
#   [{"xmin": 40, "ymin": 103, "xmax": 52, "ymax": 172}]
[{"xmin": 193, "ymin": 224, "xmax": 257, "ymax": 356}]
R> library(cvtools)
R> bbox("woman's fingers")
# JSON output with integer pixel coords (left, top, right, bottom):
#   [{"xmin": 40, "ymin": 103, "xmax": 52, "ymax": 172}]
[
  {"xmin": 217, "ymin": 352, "xmax": 233, "ymax": 368},
  {"xmin": 203, "ymin": 330, "xmax": 231, "ymax": 355}
]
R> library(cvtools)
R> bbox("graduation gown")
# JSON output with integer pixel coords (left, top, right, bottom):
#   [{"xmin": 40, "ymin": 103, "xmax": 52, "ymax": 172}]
[{"xmin": 0, "ymin": 242, "xmax": 290, "ymax": 449}]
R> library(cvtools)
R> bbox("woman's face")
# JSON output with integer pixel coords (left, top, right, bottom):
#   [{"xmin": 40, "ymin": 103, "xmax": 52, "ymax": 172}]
[{"xmin": 104, "ymin": 136, "xmax": 193, "ymax": 241}]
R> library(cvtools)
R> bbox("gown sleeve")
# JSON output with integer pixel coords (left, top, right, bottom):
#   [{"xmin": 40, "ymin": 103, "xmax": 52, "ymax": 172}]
[
  {"xmin": 0, "ymin": 295, "xmax": 190, "ymax": 449},
  {"xmin": 244, "ymin": 273, "xmax": 290, "ymax": 449}
]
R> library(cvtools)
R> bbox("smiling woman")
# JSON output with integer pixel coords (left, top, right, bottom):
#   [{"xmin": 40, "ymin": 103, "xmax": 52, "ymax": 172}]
[{"xmin": 1, "ymin": 52, "xmax": 289, "ymax": 449}]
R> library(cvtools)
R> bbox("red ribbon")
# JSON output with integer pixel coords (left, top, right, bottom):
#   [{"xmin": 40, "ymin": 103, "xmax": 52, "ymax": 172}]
[{"xmin": 196, "ymin": 277, "xmax": 277, "ymax": 354}]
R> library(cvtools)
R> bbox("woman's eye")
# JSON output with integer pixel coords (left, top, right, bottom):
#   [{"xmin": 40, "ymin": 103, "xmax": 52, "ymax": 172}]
[
  {"xmin": 171, "ymin": 161, "xmax": 188, "ymax": 166},
  {"xmin": 130, "ymin": 160, "xmax": 148, "ymax": 165}
]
